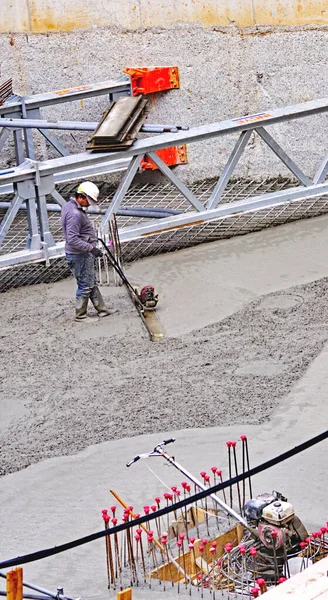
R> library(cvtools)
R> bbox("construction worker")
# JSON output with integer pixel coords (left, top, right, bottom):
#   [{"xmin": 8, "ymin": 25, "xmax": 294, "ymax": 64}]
[{"xmin": 61, "ymin": 181, "xmax": 116, "ymax": 321}]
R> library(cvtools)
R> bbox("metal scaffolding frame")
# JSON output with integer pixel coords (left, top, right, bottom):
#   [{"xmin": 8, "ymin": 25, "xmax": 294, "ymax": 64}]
[{"xmin": 0, "ymin": 93, "xmax": 328, "ymax": 274}]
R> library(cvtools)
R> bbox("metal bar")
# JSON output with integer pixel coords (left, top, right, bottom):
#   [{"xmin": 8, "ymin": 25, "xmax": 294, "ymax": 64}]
[
  {"xmin": 146, "ymin": 151, "xmax": 204, "ymax": 212},
  {"xmin": 38, "ymin": 129, "xmax": 70, "ymax": 156},
  {"xmin": 256, "ymin": 127, "xmax": 313, "ymax": 186},
  {"xmin": 207, "ymin": 130, "xmax": 253, "ymax": 209},
  {"xmin": 0, "ymin": 201, "xmax": 181, "ymax": 218},
  {"xmin": 0, "ymin": 194, "xmax": 23, "ymax": 247},
  {"xmin": 313, "ymin": 155, "xmax": 328, "ymax": 184},
  {"xmin": 0, "ymin": 76, "xmax": 131, "ymax": 114},
  {"xmin": 13, "ymin": 129, "xmax": 25, "ymax": 165},
  {"xmin": 0, "ymin": 118, "xmax": 98, "ymax": 131},
  {"xmin": 118, "ymin": 181, "xmax": 328, "ymax": 242},
  {"xmin": 100, "ymin": 154, "xmax": 143, "ymax": 231},
  {"xmin": 0, "ymin": 127, "xmax": 11, "ymax": 152},
  {"xmin": 22, "ymin": 102, "xmax": 35, "ymax": 160},
  {"xmin": 36, "ymin": 191, "xmax": 55, "ymax": 246},
  {"xmin": 50, "ymin": 189, "xmax": 66, "ymax": 207},
  {"xmin": 25, "ymin": 197, "xmax": 41, "ymax": 251},
  {"xmin": 0, "ymin": 97, "xmax": 327, "ymax": 188}
]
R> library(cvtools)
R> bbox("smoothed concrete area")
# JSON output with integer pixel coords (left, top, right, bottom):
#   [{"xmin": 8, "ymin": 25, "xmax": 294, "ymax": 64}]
[{"xmin": 127, "ymin": 214, "xmax": 328, "ymax": 336}]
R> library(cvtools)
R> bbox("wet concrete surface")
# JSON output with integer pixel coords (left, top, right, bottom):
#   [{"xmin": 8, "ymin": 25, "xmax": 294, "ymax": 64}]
[{"xmin": 0, "ymin": 215, "xmax": 328, "ymax": 598}]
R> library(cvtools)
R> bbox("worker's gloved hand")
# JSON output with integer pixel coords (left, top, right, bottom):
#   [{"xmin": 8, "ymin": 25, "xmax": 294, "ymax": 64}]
[{"xmin": 91, "ymin": 247, "xmax": 103, "ymax": 258}]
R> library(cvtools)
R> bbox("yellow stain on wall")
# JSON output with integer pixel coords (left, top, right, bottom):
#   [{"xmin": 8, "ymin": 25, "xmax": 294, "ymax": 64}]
[
  {"xmin": 0, "ymin": 0, "xmax": 327, "ymax": 33},
  {"xmin": 254, "ymin": 0, "xmax": 328, "ymax": 26}
]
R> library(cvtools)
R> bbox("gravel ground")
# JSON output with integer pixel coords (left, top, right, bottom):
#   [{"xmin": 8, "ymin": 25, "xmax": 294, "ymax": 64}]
[{"xmin": 1, "ymin": 275, "xmax": 328, "ymax": 477}]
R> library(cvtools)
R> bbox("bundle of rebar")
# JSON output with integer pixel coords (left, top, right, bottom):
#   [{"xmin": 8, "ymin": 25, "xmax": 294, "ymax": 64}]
[
  {"xmin": 86, "ymin": 95, "xmax": 148, "ymax": 152},
  {"xmin": 0, "ymin": 79, "xmax": 13, "ymax": 106}
]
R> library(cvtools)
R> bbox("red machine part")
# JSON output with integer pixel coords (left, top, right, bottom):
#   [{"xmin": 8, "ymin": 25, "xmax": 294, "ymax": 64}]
[
  {"xmin": 141, "ymin": 145, "xmax": 188, "ymax": 170},
  {"xmin": 258, "ymin": 522, "xmax": 285, "ymax": 549},
  {"xmin": 124, "ymin": 66, "xmax": 180, "ymax": 96}
]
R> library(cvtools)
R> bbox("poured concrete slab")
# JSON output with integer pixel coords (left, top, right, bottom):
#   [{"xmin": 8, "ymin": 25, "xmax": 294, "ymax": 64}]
[{"xmin": 0, "ymin": 333, "xmax": 327, "ymax": 599}]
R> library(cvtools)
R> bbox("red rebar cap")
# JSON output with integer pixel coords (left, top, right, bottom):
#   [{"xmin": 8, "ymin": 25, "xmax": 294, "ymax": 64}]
[
  {"xmin": 102, "ymin": 514, "xmax": 110, "ymax": 523},
  {"xmin": 189, "ymin": 537, "xmax": 196, "ymax": 544},
  {"xmin": 135, "ymin": 534, "xmax": 141, "ymax": 542},
  {"xmin": 171, "ymin": 486, "xmax": 178, "ymax": 492},
  {"xmin": 225, "ymin": 542, "xmax": 233, "ymax": 553},
  {"xmin": 151, "ymin": 505, "xmax": 157, "ymax": 512},
  {"xmin": 204, "ymin": 475, "xmax": 210, "ymax": 483},
  {"xmin": 155, "ymin": 497, "xmax": 161, "ymax": 504},
  {"xmin": 216, "ymin": 469, "xmax": 222, "ymax": 476},
  {"xmin": 239, "ymin": 544, "xmax": 246, "ymax": 554},
  {"xmin": 250, "ymin": 587, "xmax": 260, "ymax": 598},
  {"xmin": 211, "ymin": 541, "xmax": 217, "ymax": 548},
  {"xmin": 143, "ymin": 506, "xmax": 150, "ymax": 514},
  {"xmin": 198, "ymin": 545, "xmax": 205, "ymax": 553},
  {"xmin": 201, "ymin": 538, "xmax": 208, "ymax": 545},
  {"xmin": 188, "ymin": 543, "xmax": 194, "ymax": 550},
  {"xmin": 136, "ymin": 528, "xmax": 143, "ymax": 535},
  {"xmin": 240, "ymin": 435, "xmax": 247, "ymax": 441},
  {"xmin": 179, "ymin": 533, "xmax": 185, "ymax": 540},
  {"xmin": 300, "ymin": 542, "xmax": 307, "ymax": 549},
  {"xmin": 163, "ymin": 492, "xmax": 170, "ymax": 500},
  {"xmin": 177, "ymin": 540, "xmax": 182, "ymax": 548},
  {"xmin": 181, "ymin": 481, "xmax": 188, "ymax": 488},
  {"xmin": 134, "ymin": 513, "xmax": 140, "ymax": 519},
  {"xmin": 110, "ymin": 506, "xmax": 116, "ymax": 513},
  {"xmin": 211, "ymin": 466, "xmax": 217, "ymax": 473},
  {"xmin": 161, "ymin": 537, "xmax": 167, "ymax": 545},
  {"xmin": 278, "ymin": 577, "xmax": 287, "ymax": 584},
  {"xmin": 200, "ymin": 471, "xmax": 207, "ymax": 478},
  {"xmin": 256, "ymin": 578, "xmax": 266, "ymax": 589},
  {"xmin": 231, "ymin": 441, "xmax": 237, "ymax": 448},
  {"xmin": 112, "ymin": 517, "xmax": 118, "ymax": 525},
  {"xmin": 209, "ymin": 547, "xmax": 216, "ymax": 555},
  {"xmin": 226, "ymin": 441, "xmax": 232, "ymax": 447},
  {"xmin": 249, "ymin": 547, "xmax": 257, "ymax": 557}
]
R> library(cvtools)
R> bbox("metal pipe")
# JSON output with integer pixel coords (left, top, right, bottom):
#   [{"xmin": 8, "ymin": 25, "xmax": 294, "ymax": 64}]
[
  {"xmin": 0, "ymin": 118, "xmax": 186, "ymax": 134},
  {"xmin": 0, "ymin": 201, "xmax": 180, "ymax": 218}
]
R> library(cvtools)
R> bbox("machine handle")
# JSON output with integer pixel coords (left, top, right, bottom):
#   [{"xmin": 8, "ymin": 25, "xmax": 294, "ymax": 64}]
[
  {"xmin": 162, "ymin": 438, "xmax": 176, "ymax": 446},
  {"xmin": 126, "ymin": 455, "xmax": 141, "ymax": 467}
]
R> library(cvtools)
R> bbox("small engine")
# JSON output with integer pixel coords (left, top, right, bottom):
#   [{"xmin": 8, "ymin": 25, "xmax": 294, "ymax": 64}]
[
  {"xmin": 138, "ymin": 285, "xmax": 159, "ymax": 309},
  {"xmin": 243, "ymin": 491, "xmax": 308, "ymax": 558}
]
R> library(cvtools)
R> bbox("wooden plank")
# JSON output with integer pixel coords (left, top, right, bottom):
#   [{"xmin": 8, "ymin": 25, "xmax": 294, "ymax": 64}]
[
  {"xmin": 263, "ymin": 556, "xmax": 328, "ymax": 599},
  {"xmin": 6, "ymin": 568, "xmax": 23, "ymax": 600},
  {"xmin": 150, "ymin": 524, "xmax": 244, "ymax": 582},
  {"xmin": 117, "ymin": 588, "xmax": 132, "ymax": 600}
]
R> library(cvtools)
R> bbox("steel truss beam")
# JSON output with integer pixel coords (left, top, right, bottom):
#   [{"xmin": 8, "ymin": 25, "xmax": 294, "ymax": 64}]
[{"xmin": 0, "ymin": 95, "xmax": 327, "ymax": 270}]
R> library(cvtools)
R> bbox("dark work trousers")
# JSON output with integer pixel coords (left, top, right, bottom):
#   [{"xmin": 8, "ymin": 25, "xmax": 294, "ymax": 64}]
[{"xmin": 66, "ymin": 252, "xmax": 101, "ymax": 306}]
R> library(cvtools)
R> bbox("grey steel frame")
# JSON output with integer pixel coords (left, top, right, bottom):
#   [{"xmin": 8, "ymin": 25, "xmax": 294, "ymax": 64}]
[{"xmin": 0, "ymin": 94, "xmax": 327, "ymax": 271}]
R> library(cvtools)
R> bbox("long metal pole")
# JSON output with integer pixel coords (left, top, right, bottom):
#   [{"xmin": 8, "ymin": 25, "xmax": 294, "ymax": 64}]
[{"xmin": 155, "ymin": 447, "xmax": 249, "ymax": 529}]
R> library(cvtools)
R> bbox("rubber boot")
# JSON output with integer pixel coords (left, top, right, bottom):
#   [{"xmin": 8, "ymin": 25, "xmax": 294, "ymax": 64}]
[
  {"xmin": 90, "ymin": 287, "xmax": 117, "ymax": 318},
  {"xmin": 75, "ymin": 296, "xmax": 89, "ymax": 321}
]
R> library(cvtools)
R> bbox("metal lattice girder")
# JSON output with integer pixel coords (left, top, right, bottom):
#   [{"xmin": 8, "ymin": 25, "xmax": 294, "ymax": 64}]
[
  {"xmin": 313, "ymin": 155, "xmax": 328, "ymax": 185},
  {"xmin": 1, "ymin": 97, "xmax": 327, "ymax": 189},
  {"xmin": 0, "ymin": 75, "xmax": 131, "ymax": 116}
]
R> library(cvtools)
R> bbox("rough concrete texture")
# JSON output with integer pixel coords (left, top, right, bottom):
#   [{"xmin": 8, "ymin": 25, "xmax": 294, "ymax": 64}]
[
  {"xmin": 0, "ymin": 25, "xmax": 327, "ymax": 181},
  {"xmin": 0, "ymin": 331, "xmax": 327, "ymax": 598},
  {"xmin": 1, "ymin": 215, "xmax": 328, "ymax": 478},
  {"xmin": 0, "ymin": 215, "xmax": 328, "ymax": 599}
]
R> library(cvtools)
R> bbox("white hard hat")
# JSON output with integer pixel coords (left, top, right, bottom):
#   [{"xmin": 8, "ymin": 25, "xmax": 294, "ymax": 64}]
[{"xmin": 77, "ymin": 181, "xmax": 100, "ymax": 205}]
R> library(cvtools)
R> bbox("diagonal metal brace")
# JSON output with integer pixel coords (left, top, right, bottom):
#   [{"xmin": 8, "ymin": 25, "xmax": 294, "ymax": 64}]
[
  {"xmin": 0, "ymin": 194, "xmax": 23, "ymax": 247},
  {"xmin": 313, "ymin": 154, "xmax": 328, "ymax": 185},
  {"xmin": 207, "ymin": 130, "xmax": 253, "ymax": 209},
  {"xmin": 256, "ymin": 127, "xmax": 312, "ymax": 187},
  {"xmin": 146, "ymin": 151, "xmax": 204, "ymax": 212},
  {"xmin": 100, "ymin": 154, "xmax": 143, "ymax": 233}
]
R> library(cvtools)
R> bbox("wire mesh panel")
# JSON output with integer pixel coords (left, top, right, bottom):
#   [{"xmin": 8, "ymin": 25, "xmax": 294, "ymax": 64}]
[{"xmin": 1, "ymin": 178, "xmax": 328, "ymax": 292}]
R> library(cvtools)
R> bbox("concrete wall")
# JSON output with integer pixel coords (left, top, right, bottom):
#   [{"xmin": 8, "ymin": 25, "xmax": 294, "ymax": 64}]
[
  {"xmin": 0, "ymin": 1, "xmax": 327, "ymax": 182},
  {"xmin": 1, "ymin": 0, "xmax": 327, "ymax": 32}
]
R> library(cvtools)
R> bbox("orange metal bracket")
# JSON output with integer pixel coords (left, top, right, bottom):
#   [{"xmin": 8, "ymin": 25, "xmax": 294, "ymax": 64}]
[
  {"xmin": 123, "ymin": 67, "xmax": 180, "ymax": 96},
  {"xmin": 141, "ymin": 145, "xmax": 188, "ymax": 170},
  {"xmin": 6, "ymin": 569, "xmax": 23, "ymax": 600}
]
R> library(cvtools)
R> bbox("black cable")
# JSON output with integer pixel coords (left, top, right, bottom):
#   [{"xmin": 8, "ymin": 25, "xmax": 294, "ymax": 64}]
[{"xmin": 0, "ymin": 429, "xmax": 326, "ymax": 569}]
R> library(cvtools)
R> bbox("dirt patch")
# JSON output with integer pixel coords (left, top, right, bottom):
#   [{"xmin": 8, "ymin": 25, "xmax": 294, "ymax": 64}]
[{"xmin": 1, "ymin": 276, "xmax": 328, "ymax": 477}]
